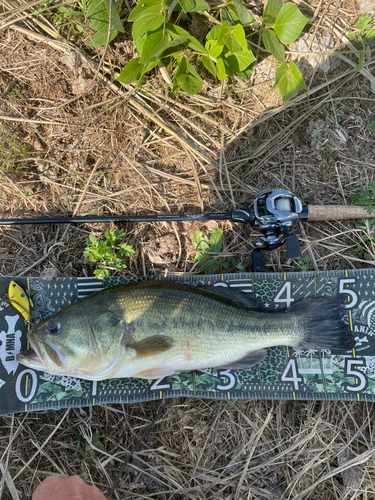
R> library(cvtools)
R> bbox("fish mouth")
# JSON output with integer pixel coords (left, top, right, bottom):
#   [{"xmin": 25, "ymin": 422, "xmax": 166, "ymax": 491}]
[{"xmin": 16, "ymin": 338, "xmax": 46, "ymax": 368}]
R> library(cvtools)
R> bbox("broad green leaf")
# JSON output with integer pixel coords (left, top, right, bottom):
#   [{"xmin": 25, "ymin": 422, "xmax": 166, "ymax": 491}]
[
  {"xmin": 232, "ymin": 0, "xmax": 253, "ymax": 25},
  {"xmin": 223, "ymin": 33, "xmax": 242, "ymax": 53},
  {"xmin": 87, "ymin": 0, "xmax": 123, "ymax": 33},
  {"xmin": 129, "ymin": 0, "xmax": 164, "ymax": 40},
  {"xmin": 262, "ymin": 29, "xmax": 285, "ymax": 62},
  {"xmin": 237, "ymin": 63, "xmax": 254, "ymax": 79},
  {"xmin": 216, "ymin": 56, "xmax": 226, "ymax": 80},
  {"xmin": 272, "ymin": 61, "xmax": 306, "ymax": 102},
  {"xmin": 115, "ymin": 57, "xmax": 144, "ymax": 83},
  {"xmin": 90, "ymin": 28, "xmax": 118, "ymax": 47},
  {"xmin": 175, "ymin": 73, "xmax": 203, "ymax": 94},
  {"xmin": 132, "ymin": 15, "xmax": 164, "ymax": 41},
  {"xmin": 201, "ymin": 55, "xmax": 218, "ymax": 77},
  {"xmin": 226, "ymin": 5, "xmax": 242, "ymax": 25},
  {"xmin": 204, "ymin": 259, "xmax": 219, "ymax": 274},
  {"xmin": 206, "ymin": 39, "xmax": 224, "ymax": 57},
  {"xmin": 274, "ymin": 3, "xmax": 309, "ymax": 44},
  {"xmin": 226, "ymin": 48, "xmax": 255, "ymax": 71},
  {"xmin": 193, "ymin": 0, "xmax": 210, "ymax": 11},
  {"xmin": 209, "ymin": 228, "xmax": 223, "ymax": 253},
  {"xmin": 193, "ymin": 229, "xmax": 209, "ymax": 253},
  {"xmin": 206, "ymin": 24, "xmax": 221, "ymax": 41},
  {"xmin": 177, "ymin": 0, "xmax": 194, "ymax": 13},
  {"xmin": 232, "ymin": 23, "xmax": 248, "ymax": 50},
  {"xmin": 128, "ymin": 0, "xmax": 163, "ymax": 22},
  {"xmin": 167, "ymin": 23, "xmax": 207, "ymax": 53},
  {"xmin": 217, "ymin": 21, "xmax": 231, "ymax": 45},
  {"xmin": 178, "ymin": 0, "xmax": 209, "ymax": 13},
  {"xmin": 103, "ymin": 0, "xmax": 124, "ymax": 32},
  {"xmin": 263, "ymin": 0, "xmax": 282, "ymax": 26},
  {"xmin": 139, "ymin": 29, "xmax": 169, "ymax": 62}
]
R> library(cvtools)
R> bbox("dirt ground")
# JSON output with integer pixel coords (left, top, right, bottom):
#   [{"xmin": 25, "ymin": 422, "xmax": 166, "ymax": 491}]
[{"xmin": 0, "ymin": 0, "xmax": 375, "ymax": 498}]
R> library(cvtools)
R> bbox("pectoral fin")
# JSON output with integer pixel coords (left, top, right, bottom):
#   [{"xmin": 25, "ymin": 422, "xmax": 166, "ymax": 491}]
[
  {"xmin": 127, "ymin": 335, "xmax": 174, "ymax": 358},
  {"xmin": 217, "ymin": 349, "xmax": 266, "ymax": 370}
]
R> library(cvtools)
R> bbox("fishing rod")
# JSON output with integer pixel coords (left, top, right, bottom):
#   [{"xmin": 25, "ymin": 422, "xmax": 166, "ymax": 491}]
[{"xmin": 2, "ymin": 189, "xmax": 373, "ymax": 271}]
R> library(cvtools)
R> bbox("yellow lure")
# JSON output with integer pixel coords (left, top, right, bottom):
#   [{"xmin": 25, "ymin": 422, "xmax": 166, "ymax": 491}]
[{"xmin": 8, "ymin": 281, "xmax": 33, "ymax": 323}]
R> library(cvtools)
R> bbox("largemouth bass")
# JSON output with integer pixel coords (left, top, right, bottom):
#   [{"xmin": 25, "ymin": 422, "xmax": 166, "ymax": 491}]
[{"xmin": 16, "ymin": 281, "xmax": 353, "ymax": 380}]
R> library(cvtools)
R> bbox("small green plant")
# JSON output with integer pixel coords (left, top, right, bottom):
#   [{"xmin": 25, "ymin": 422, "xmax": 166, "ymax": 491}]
[
  {"xmin": 354, "ymin": 221, "xmax": 375, "ymax": 261},
  {"xmin": 193, "ymin": 228, "xmax": 248, "ymax": 273},
  {"xmin": 83, "ymin": 229, "xmax": 134, "ymax": 279},
  {"xmin": 350, "ymin": 181, "xmax": 375, "ymax": 215},
  {"xmin": 346, "ymin": 13, "xmax": 375, "ymax": 71},
  {"xmin": 116, "ymin": 0, "xmax": 309, "ymax": 99},
  {"xmin": 295, "ymin": 255, "xmax": 310, "ymax": 271}
]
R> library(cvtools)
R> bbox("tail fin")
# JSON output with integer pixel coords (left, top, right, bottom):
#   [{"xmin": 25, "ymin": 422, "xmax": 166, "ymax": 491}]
[{"xmin": 288, "ymin": 296, "xmax": 354, "ymax": 350}]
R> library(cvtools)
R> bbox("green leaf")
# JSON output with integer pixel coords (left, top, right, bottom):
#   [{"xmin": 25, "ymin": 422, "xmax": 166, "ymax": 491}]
[
  {"xmin": 206, "ymin": 39, "xmax": 224, "ymax": 57},
  {"xmin": 209, "ymin": 228, "xmax": 223, "ymax": 253},
  {"xmin": 87, "ymin": 234, "xmax": 98, "ymax": 247},
  {"xmin": 231, "ymin": 0, "xmax": 253, "ymax": 25},
  {"xmin": 226, "ymin": 48, "xmax": 255, "ymax": 72},
  {"xmin": 90, "ymin": 28, "xmax": 118, "ymax": 47},
  {"xmin": 177, "ymin": 0, "xmax": 209, "ymax": 13},
  {"xmin": 263, "ymin": 0, "xmax": 282, "ymax": 26},
  {"xmin": 193, "ymin": 230, "xmax": 209, "ymax": 254},
  {"xmin": 223, "ymin": 33, "xmax": 242, "ymax": 53},
  {"xmin": 217, "ymin": 21, "xmax": 231, "ymax": 45},
  {"xmin": 274, "ymin": 3, "xmax": 309, "ymax": 44},
  {"xmin": 262, "ymin": 29, "xmax": 285, "ymax": 62},
  {"xmin": 273, "ymin": 61, "xmax": 306, "ymax": 102},
  {"xmin": 193, "ymin": 0, "xmax": 210, "ymax": 11},
  {"xmin": 139, "ymin": 29, "xmax": 169, "ymax": 63},
  {"xmin": 356, "ymin": 13, "xmax": 372, "ymax": 33},
  {"xmin": 201, "ymin": 55, "xmax": 218, "ymax": 77},
  {"xmin": 232, "ymin": 24, "xmax": 248, "ymax": 50},
  {"xmin": 115, "ymin": 57, "xmax": 144, "ymax": 83},
  {"xmin": 87, "ymin": 0, "xmax": 123, "ymax": 33},
  {"xmin": 206, "ymin": 24, "xmax": 221, "ymax": 41},
  {"xmin": 216, "ymin": 56, "xmax": 226, "ymax": 80},
  {"xmin": 176, "ymin": 73, "xmax": 203, "ymax": 94},
  {"xmin": 129, "ymin": 0, "xmax": 164, "ymax": 40},
  {"xmin": 119, "ymin": 243, "xmax": 135, "ymax": 256},
  {"xmin": 204, "ymin": 259, "xmax": 219, "ymax": 274},
  {"xmin": 167, "ymin": 23, "xmax": 207, "ymax": 53}
]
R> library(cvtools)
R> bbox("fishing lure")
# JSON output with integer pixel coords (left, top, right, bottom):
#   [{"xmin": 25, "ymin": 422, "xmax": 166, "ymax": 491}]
[{"xmin": 8, "ymin": 281, "xmax": 33, "ymax": 323}]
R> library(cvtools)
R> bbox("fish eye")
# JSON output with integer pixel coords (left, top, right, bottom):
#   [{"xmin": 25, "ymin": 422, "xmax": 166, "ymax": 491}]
[{"xmin": 48, "ymin": 321, "xmax": 60, "ymax": 334}]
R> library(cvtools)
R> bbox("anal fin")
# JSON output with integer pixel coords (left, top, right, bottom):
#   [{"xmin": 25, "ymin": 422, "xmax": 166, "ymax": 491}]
[{"xmin": 216, "ymin": 349, "xmax": 266, "ymax": 370}]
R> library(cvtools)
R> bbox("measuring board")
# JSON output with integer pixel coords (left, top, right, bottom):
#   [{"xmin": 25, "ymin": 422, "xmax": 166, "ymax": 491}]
[{"xmin": 0, "ymin": 269, "xmax": 373, "ymax": 415}]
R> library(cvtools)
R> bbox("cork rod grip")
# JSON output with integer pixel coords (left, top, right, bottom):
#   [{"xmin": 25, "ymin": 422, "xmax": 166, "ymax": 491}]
[{"xmin": 308, "ymin": 205, "xmax": 373, "ymax": 221}]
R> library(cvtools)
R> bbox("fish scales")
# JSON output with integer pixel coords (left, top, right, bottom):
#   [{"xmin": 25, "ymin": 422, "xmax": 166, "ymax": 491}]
[{"xmin": 16, "ymin": 282, "xmax": 354, "ymax": 380}]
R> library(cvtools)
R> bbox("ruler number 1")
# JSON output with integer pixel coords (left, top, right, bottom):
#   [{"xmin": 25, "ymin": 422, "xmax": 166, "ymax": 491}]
[{"xmin": 281, "ymin": 359, "xmax": 303, "ymax": 391}]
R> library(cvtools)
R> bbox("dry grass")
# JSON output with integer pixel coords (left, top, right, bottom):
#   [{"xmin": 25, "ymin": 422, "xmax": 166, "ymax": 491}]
[{"xmin": 0, "ymin": 0, "xmax": 375, "ymax": 497}]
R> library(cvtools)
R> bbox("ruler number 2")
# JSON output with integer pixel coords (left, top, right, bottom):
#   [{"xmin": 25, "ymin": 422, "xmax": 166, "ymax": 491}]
[{"xmin": 281, "ymin": 359, "xmax": 303, "ymax": 391}]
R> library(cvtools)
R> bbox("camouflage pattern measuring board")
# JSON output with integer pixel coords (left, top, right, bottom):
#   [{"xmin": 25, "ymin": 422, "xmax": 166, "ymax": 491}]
[{"xmin": 0, "ymin": 269, "xmax": 373, "ymax": 415}]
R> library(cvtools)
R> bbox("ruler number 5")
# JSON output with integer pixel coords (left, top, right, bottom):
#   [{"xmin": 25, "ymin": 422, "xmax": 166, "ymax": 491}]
[
  {"xmin": 344, "ymin": 358, "xmax": 368, "ymax": 392},
  {"xmin": 338, "ymin": 278, "xmax": 358, "ymax": 308}
]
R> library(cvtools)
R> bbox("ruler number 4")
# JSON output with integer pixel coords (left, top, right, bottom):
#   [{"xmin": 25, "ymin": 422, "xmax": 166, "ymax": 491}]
[{"xmin": 281, "ymin": 359, "xmax": 303, "ymax": 391}]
